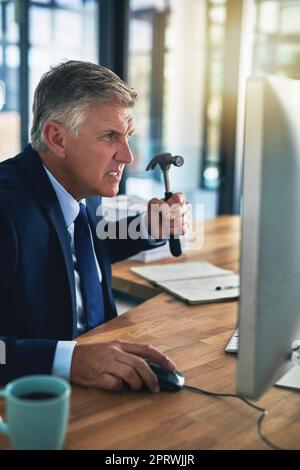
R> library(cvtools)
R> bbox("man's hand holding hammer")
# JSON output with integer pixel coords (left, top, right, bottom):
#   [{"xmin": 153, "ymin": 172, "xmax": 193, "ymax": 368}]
[
  {"xmin": 146, "ymin": 192, "xmax": 189, "ymax": 240},
  {"xmin": 145, "ymin": 152, "xmax": 189, "ymax": 252}
]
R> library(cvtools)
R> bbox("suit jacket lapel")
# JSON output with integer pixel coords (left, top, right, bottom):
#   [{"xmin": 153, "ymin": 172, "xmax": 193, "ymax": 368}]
[
  {"xmin": 16, "ymin": 145, "xmax": 78, "ymax": 336},
  {"xmin": 47, "ymin": 204, "xmax": 77, "ymax": 336}
]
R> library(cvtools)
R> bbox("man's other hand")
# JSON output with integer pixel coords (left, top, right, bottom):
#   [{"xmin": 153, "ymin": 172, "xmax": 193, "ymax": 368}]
[
  {"xmin": 70, "ymin": 341, "xmax": 176, "ymax": 393},
  {"xmin": 146, "ymin": 192, "xmax": 189, "ymax": 240}
]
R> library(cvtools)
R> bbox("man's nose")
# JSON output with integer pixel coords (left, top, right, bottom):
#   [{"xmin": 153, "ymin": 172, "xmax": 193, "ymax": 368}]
[{"xmin": 116, "ymin": 139, "xmax": 134, "ymax": 165}]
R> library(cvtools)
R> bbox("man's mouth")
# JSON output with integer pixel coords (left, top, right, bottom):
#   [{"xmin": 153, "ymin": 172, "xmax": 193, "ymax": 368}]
[
  {"xmin": 107, "ymin": 168, "xmax": 123, "ymax": 180},
  {"xmin": 107, "ymin": 171, "xmax": 121, "ymax": 177}
]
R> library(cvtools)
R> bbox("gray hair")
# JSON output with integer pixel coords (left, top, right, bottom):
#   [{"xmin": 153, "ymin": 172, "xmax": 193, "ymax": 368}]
[{"xmin": 31, "ymin": 60, "xmax": 138, "ymax": 152}]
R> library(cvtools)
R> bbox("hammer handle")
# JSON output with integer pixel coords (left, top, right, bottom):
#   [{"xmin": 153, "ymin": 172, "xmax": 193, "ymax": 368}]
[{"xmin": 165, "ymin": 191, "xmax": 182, "ymax": 257}]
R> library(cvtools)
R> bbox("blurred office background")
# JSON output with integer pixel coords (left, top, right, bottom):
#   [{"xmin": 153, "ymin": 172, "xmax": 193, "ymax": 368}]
[{"xmin": 1, "ymin": 0, "xmax": 300, "ymax": 217}]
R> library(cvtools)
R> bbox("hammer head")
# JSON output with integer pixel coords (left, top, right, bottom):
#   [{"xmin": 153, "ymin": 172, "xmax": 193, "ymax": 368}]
[{"xmin": 146, "ymin": 153, "xmax": 184, "ymax": 172}]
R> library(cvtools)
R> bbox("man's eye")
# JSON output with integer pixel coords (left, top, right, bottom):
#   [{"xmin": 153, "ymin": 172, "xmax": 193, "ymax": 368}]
[{"xmin": 102, "ymin": 133, "xmax": 117, "ymax": 141}]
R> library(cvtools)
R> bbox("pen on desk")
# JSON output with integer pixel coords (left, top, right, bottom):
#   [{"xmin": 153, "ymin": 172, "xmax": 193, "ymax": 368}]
[{"xmin": 215, "ymin": 285, "xmax": 240, "ymax": 291}]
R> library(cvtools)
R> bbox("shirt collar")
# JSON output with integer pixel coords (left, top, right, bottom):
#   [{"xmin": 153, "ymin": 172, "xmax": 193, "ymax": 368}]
[{"xmin": 43, "ymin": 165, "xmax": 81, "ymax": 228}]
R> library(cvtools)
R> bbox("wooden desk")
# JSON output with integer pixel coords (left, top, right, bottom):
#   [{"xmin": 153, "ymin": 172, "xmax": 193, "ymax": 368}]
[
  {"xmin": 1, "ymin": 216, "xmax": 300, "ymax": 450},
  {"xmin": 112, "ymin": 216, "xmax": 241, "ymax": 300}
]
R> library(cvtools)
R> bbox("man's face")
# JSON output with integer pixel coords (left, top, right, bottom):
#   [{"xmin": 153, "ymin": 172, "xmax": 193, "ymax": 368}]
[{"xmin": 62, "ymin": 103, "xmax": 134, "ymax": 199}]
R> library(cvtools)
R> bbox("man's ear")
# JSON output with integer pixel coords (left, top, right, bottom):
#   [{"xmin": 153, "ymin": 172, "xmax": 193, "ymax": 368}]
[{"xmin": 43, "ymin": 120, "xmax": 67, "ymax": 159}]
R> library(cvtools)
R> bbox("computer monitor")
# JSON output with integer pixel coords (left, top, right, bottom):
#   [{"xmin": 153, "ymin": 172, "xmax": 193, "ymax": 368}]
[{"xmin": 236, "ymin": 75, "xmax": 300, "ymax": 399}]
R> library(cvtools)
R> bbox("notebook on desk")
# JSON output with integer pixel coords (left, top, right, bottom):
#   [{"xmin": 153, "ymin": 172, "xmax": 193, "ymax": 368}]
[{"xmin": 131, "ymin": 261, "xmax": 240, "ymax": 304}]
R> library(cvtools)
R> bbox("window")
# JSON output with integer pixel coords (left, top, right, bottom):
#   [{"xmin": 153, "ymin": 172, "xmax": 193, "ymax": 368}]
[
  {"xmin": 0, "ymin": 0, "xmax": 99, "ymax": 161},
  {"xmin": 202, "ymin": 0, "xmax": 226, "ymax": 190},
  {"xmin": 0, "ymin": 1, "xmax": 21, "ymax": 160},
  {"xmin": 28, "ymin": 0, "xmax": 98, "ymax": 140},
  {"xmin": 232, "ymin": 0, "xmax": 300, "ymax": 215},
  {"xmin": 253, "ymin": 0, "xmax": 300, "ymax": 79},
  {"xmin": 128, "ymin": 0, "xmax": 218, "ymax": 215}
]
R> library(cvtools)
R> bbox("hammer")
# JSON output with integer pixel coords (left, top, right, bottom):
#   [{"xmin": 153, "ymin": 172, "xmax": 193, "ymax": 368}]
[{"xmin": 146, "ymin": 152, "xmax": 184, "ymax": 257}]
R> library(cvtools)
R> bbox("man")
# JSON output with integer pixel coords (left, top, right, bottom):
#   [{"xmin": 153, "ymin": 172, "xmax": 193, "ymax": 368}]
[{"xmin": 0, "ymin": 61, "xmax": 188, "ymax": 393}]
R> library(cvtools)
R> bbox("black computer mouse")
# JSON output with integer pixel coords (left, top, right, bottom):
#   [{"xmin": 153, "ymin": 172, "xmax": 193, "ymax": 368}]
[{"xmin": 146, "ymin": 361, "xmax": 185, "ymax": 392}]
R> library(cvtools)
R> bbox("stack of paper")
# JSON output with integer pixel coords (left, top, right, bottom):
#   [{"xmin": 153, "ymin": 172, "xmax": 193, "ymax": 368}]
[{"xmin": 131, "ymin": 261, "xmax": 239, "ymax": 304}]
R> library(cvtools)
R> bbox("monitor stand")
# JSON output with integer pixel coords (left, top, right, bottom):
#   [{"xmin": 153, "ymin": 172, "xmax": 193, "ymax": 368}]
[{"xmin": 276, "ymin": 366, "xmax": 300, "ymax": 391}]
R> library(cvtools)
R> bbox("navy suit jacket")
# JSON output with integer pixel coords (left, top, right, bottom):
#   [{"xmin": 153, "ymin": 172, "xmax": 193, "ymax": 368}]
[{"xmin": 0, "ymin": 145, "xmax": 162, "ymax": 383}]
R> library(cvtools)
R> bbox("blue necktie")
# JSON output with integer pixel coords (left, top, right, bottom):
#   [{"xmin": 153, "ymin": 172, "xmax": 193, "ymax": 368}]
[{"xmin": 74, "ymin": 203, "xmax": 105, "ymax": 329}]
